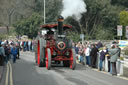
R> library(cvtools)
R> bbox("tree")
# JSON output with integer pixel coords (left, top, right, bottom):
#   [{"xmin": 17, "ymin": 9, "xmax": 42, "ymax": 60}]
[
  {"xmin": 111, "ymin": 0, "xmax": 128, "ymax": 8},
  {"xmin": 1, "ymin": 0, "xmax": 127, "ymax": 40},
  {"xmin": 13, "ymin": 13, "xmax": 43, "ymax": 38},
  {"xmin": 119, "ymin": 10, "xmax": 128, "ymax": 39},
  {"xmin": 64, "ymin": 0, "xmax": 122, "ymax": 40},
  {"xmin": 0, "ymin": 0, "xmax": 19, "ymax": 26},
  {"xmin": 120, "ymin": 11, "xmax": 128, "ymax": 26},
  {"xmin": 67, "ymin": 32, "xmax": 80, "ymax": 42},
  {"xmin": 95, "ymin": 25, "xmax": 115, "ymax": 40}
]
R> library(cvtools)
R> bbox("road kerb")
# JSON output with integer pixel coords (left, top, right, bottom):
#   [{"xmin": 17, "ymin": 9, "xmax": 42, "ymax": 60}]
[
  {"xmin": 76, "ymin": 60, "xmax": 128, "ymax": 81},
  {"xmin": 92, "ymin": 68, "xmax": 128, "ymax": 81}
]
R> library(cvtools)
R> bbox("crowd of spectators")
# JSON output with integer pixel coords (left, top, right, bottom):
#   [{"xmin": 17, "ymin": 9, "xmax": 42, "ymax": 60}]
[
  {"xmin": 0, "ymin": 39, "xmax": 35, "ymax": 66},
  {"xmin": 19, "ymin": 40, "xmax": 34, "ymax": 52},
  {"xmin": 73, "ymin": 41, "xmax": 121, "ymax": 76}
]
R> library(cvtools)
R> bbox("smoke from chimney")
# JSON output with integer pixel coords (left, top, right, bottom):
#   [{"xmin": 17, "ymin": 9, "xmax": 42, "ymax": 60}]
[{"xmin": 61, "ymin": 0, "xmax": 87, "ymax": 21}]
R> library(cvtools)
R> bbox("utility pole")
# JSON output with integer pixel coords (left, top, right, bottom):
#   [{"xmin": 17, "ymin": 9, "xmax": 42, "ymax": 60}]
[
  {"xmin": 80, "ymin": 34, "xmax": 84, "ymax": 45},
  {"xmin": 44, "ymin": 0, "xmax": 46, "ymax": 24}
]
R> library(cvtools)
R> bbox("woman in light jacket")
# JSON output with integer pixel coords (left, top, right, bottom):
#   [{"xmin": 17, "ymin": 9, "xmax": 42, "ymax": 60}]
[{"xmin": 109, "ymin": 45, "xmax": 119, "ymax": 76}]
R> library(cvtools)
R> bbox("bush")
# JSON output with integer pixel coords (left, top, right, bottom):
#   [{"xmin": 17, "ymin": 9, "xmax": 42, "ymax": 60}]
[
  {"xmin": 124, "ymin": 49, "xmax": 128, "ymax": 56},
  {"xmin": 66, "ymin": 32, "xmax": 80, "ymax": 42},
  {"xmin": 123, "ymin": 47, "xmax": 128, "ymax": 55},
  {"xmin": 120, "ymin": 56, "xmax": 124, "ymax": 60}
]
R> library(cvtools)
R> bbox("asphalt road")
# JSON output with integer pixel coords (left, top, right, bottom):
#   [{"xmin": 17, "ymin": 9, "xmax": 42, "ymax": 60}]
[{"xmin": 1, "ymin": 51, "xmax": 128, "ymax": 85}]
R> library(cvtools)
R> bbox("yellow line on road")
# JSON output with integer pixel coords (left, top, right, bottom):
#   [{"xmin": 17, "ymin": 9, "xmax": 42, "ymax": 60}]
[
  {"xmin": 5, "ymin": 63, "xmax": 9, "ymax": 85},
  {"xmin": 9, "ymin": 61, "xmax": 13, "ymax": 85},
  {"xmin": 5, "ymin": 61, "xmax": 14, "ymax": 85}
]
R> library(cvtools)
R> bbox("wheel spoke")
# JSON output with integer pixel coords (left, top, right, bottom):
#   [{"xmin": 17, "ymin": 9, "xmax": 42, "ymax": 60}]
[
  {"xmin": 46, "ymin": 50, "xmax": 48, "ymax": 69},
  {"xmin": 45, "ymin": 48, "xmax": 51, "ymax": 70},
  {"xmin": 70, "ymin": 49, "xmax": 76, "ymax": 70},
  {"xmin": 37, "ymin": 41, "xmax": 40, "ymax": 66}
]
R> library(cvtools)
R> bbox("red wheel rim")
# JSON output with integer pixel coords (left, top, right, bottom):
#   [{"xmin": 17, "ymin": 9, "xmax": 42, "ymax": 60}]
[
  {"xmin": 45, "ymin": 50, "xmax": 48, "ymax": 69},
  {"xmin": 37, "ymin": 40, "xmax": 40, "ymax": 66},
  {"xmin": 70, "ymin": 50, "xmax": 73, "ymax": 69}
]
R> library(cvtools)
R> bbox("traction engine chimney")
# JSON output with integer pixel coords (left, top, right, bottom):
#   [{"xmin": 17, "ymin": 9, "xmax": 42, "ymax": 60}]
[{"xmin": 57, "ymin": 15, "xmax": 64, "ymax": 35}]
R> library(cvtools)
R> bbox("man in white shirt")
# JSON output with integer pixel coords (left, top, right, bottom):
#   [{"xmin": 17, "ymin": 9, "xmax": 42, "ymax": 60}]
[{"xmin": 85, "ymin": 45, "xmax": 91, "ymax": 66}]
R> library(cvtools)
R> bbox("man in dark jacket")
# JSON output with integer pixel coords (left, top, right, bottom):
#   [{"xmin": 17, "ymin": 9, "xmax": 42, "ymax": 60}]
[
  {"xmin": 90, "ymin": 44, "xmax": 99, "ymax": 68},
  {"xmin": 97, "ymin": 41, "xmax": 103, "ymax": 48},
  {"xmin": 0, "ymin": 43, "xmax": 5, "ymax": 66},
  {"xmin": 5, "ymin": 45, "xmax": 10, "ymax": 63},
  {"xmin": 16, "ymin": 45, "xmax": 20, "ymax": 59}
]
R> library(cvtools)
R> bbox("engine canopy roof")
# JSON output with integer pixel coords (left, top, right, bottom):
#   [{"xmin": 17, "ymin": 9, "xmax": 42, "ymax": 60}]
[{"xmin": 40, "ymin": 24, "xmax": 72, "ymax": 30}]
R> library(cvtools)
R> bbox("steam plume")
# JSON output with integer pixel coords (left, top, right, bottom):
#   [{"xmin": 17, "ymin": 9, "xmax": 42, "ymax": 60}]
[{"xmin": 61, "ymin": 0, "xmax": 87, "ymax": 21}]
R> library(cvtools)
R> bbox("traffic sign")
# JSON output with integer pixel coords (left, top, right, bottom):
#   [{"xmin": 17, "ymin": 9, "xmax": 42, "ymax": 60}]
[
  {"xmin": 80, "ymin": 34, "xmax": 84, "ymax": 39},
  {"xmin": 117, "ymin": 25, "xmax": 122, "ymax": 36},
  {"xmin": 126, "ymin": 26, "xmax": 128, "ymax": 38}
]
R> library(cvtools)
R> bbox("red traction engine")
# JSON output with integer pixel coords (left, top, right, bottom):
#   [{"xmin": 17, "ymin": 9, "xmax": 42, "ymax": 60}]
[{"xmin": 35, "ymin": 16, "xmax": 76, "ymax": 70}]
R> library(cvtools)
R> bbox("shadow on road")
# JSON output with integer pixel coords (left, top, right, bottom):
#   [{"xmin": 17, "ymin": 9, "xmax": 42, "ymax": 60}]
[{"xmin": 51, "ymin": 64, "xmax": 87, "ymax": 72}]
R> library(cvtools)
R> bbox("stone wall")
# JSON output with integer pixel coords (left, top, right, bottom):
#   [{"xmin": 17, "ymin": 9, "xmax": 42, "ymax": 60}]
[
  {"xmin": 123, "ymin": 66, "xmax": 128, "ymax": 77},
  {"xmin": 123, "ymin": 59, "xmax": 128, "ymax": 77}
]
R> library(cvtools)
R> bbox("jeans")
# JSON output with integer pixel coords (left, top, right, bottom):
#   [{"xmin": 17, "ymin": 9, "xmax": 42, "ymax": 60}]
[
  {"xmin": 99, "ymin": 59, "xmax": 103, "ymax": 70},
  {"xmin": 5, "ymin": 55, "xmax": 10, "ymax": 63},
  {"xmin": 80, "ymin": 55, "xmax": 84, "ymax": 63},
  {"xmin": 13, "ymin": 54, "xmax": 17, "ymax": 63},
  {"xmin": 107, "ymin": 56, "xmax": 111, "ymax": 72},
  {"xmin": 86, "ymin": 56, "xmax": 90, "ymax": 65},
  {"xmin": 110, "ymin": 63, "xmax": 112, "ymax": 74},
  {"xmin": 0, "ymin": 55, "xmax": 4, "ymax": 66},
  {"xmin": 80, "ymin": 55, "xmax": 85, "ymax": 65},
  {"xmin": 32, "ymin": 46, "xmax": 34, "ymax": 52},
  {"xmin": 28, "ymin": 45, "xmax": 31, "ymax": 51},
  {"xmin": 4, "ymin": 56, "xmax": 8, "ymax": 63}
]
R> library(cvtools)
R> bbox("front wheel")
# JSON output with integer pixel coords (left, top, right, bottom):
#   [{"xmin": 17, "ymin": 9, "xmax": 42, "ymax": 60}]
[
  {"xmin": 70, "ymin": 49, "xmax": 76, "ymax": 70},
  {"xmin": 45, "ymin": 48, "xmax": 51, "ymax": 70}
]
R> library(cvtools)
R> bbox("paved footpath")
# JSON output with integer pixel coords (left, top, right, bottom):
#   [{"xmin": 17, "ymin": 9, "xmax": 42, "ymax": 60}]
[{"xmin": 1, "ymin": 51, "xmax": 128, "ymax": 85}]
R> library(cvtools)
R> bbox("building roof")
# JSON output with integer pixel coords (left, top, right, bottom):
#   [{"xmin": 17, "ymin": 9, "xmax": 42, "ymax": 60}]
[{"xmin": 0, "ymin": 27, "xmax": 7, "ymax": 34}]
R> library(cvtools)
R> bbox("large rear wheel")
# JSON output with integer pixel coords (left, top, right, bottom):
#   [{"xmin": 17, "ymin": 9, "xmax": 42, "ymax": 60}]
[
  {"xmin": 45, "ymin": 48, "xmax": 51, "ymax": 70},
  {"xmin": 70, "ymin": 49, "xmax": 76, "ymax": 70},
  {"xmin": 37, "ymin": 38, "xmax": 45, "ymax": 67}
]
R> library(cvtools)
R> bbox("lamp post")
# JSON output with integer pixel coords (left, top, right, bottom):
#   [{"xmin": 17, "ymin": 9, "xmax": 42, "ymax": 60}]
[{"xmin": 44, "ymin": 0, "xmax": 46, "ymax": 24}]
